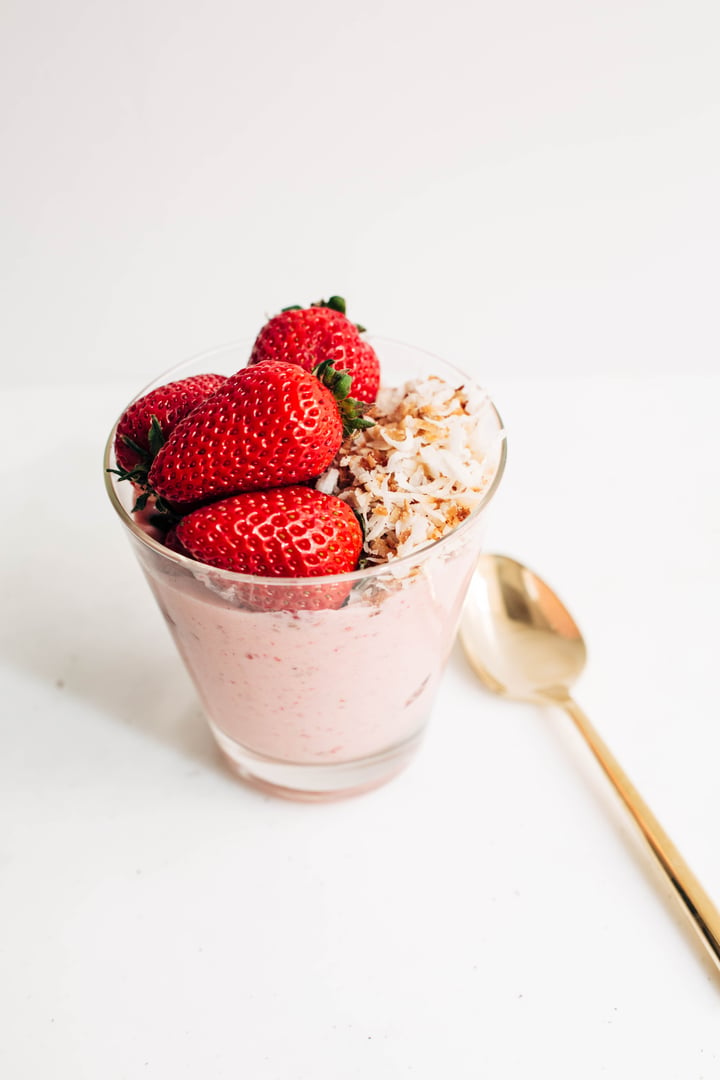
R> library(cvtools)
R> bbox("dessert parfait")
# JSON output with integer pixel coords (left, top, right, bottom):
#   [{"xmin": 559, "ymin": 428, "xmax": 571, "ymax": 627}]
[{"xmin": 104, "ymin": 297, "xmax": 506, "ymax": 799}]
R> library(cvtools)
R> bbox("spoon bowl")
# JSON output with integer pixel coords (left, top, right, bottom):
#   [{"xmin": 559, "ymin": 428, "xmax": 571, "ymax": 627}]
[
  {"xmin": 461, "ymin": 554, "xmax": 586, "ymax": 703},
  {"xmin": 460, "ymin": 552, "xmax": 720, "ymax": 973}
]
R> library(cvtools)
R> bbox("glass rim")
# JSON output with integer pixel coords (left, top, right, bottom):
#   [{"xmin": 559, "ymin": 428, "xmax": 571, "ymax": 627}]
[{"xmin": 103, "ymin": 336, "xmax": 507, "ymax": 587}]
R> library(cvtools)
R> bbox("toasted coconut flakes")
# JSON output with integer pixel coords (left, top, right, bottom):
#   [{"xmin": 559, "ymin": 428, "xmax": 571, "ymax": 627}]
[
  {"xmin": 316, "ymin": 374, "xmax": 502, "ymax": 563},
  {"xmin": 315, "ymin": 467, "xmax": 340, "ymax": 495}
]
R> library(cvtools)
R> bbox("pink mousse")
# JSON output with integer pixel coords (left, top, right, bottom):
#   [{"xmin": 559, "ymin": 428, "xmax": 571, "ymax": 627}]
[{"xmin": 141, "ymin": 537, "xmax": 479, "ymax": 764}]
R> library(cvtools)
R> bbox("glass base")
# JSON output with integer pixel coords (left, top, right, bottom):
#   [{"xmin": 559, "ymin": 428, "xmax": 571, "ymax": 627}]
[{"xmin": 208, "ymin": 723, "xmax": 424, "ymax": 802}]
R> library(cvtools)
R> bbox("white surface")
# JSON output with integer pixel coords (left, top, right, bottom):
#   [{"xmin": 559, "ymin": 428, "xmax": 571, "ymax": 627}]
[
  {"xmin": 2, "ymin": 0, "xmax": 720, "ymax": 1074},
  {"xmin": 2, "ymin": 374, "xmax": 720, "ymax": 1077}
]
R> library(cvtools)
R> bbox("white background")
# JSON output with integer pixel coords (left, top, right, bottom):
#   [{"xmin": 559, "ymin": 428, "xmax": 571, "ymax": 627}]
[
  {"xmin": 2, "ymin": 1, "xmax": 720, "ymax": 1077},
  {"xmin": 2, "ymin": 0, "xmax": 719, "ymax": 387}
]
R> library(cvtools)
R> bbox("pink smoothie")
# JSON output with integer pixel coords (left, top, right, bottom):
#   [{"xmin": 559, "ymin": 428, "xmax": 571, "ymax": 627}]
[{"xmin": 137, "ymin": 532, "xmax": 480, "ymax": 765}]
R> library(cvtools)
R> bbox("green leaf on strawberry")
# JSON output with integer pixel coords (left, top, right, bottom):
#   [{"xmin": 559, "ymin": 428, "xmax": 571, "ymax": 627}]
[
  {"xmin": 147, "ymin": 415, "xmax": 166, "ymax": 458},
  {"xmin": 312, "ymin": 295, "xmax": 347, "ymax": 316},
  {"xmin": 312, "ymin": 359, "xmax": 375, "ymax": 438}
]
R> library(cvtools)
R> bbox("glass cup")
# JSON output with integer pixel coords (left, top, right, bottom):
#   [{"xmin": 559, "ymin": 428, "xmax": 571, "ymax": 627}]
[{"xmin": 104, "ymin": 339, "xmax": 506, "ymax": 800}]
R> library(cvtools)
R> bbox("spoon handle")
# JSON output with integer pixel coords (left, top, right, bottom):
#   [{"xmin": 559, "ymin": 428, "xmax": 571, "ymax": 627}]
[{"xmin": 561, "ymin": 695, "xmax": 720, "ymax": 970}]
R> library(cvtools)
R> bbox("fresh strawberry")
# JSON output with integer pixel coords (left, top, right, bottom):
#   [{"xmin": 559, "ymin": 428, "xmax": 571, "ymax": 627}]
[
  {"xmin": 175, "ymin": 486, "xmax": 363, "ymax": 610},
  {"xmin": 148, "ymin": 360, "xmax": 372, "ymax": 507},
  {"xmin": 249, "ymin": 296, "xmax": 380, "ymax": 403},
  {"xmin": 163, "ymin": 526, "xmax": 194, "ymax": 558},
  {"xmin": 114, "ymin": 374, "xmax": 226, "ymax": 472}
]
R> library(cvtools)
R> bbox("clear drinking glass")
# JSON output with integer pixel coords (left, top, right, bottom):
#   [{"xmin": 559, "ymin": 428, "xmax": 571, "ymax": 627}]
[{"xmin": 104, "ymin": 339, "xmax": 506, "ymax": 800}]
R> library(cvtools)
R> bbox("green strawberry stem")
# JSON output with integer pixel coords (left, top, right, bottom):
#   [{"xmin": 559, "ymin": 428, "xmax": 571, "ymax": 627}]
[
  {"xmin": 315, "ymin": 296, "xmax": 366, "ymax": 332},
  {"xmin": 312, "ymin": 359, "xmax": 375, "ymax": 438},
  {"xmin": 284, "ymin": 297, "xmax": 347, "ymax": 315},
  {"xmin": 314, "ymin": 295, "xmax": 367, "ymax": 332},
  {"xmin": 285, "ymin": 295, "xmax": 366, "ymax": 333},
  {"xmin": 312, "ymin": 295, "xmax": 347, "ymax": 315}
]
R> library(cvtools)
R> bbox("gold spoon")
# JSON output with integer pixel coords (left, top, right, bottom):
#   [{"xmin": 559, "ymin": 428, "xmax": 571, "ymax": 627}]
[{"xmin": 460, "ymin": 553, "xmax": 720, "ymax": 971}]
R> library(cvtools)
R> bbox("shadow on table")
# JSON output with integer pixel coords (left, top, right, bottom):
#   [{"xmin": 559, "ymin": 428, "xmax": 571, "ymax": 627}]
[
  {"xmin": 3, "ymin": 529, "xmax": 228, "ymax": 780},
  {"xmin": 11, "ymin": 619, "xmax": 227, "ymax": 777}
]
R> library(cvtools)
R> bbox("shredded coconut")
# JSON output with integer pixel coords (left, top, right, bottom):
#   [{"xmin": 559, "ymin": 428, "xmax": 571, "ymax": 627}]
[{"xmin": 316, "ymin": 375, "xmax": 502, "ymax": 563}]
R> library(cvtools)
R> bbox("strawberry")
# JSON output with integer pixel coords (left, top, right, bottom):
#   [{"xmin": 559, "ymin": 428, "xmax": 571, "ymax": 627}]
[
  {"xmin": 249, "ymin": 296, "xmax": 380, "ymax": 403},
  {"xmin": 148, "ymin": 359, "xmax": 372, "ymax": 507},
  {"xmin": 175, "ymin": 486, "xmax": 363, "ymax": 610},
  {"xmin": 163, "ymin": 526, "xmax": 193, "ymax": 557},
  {"xmin": 114, "ymin": 374, "xmax": 226, "ymax": 473}
]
